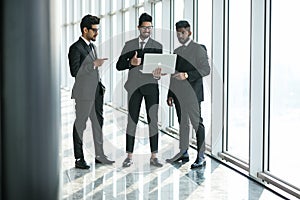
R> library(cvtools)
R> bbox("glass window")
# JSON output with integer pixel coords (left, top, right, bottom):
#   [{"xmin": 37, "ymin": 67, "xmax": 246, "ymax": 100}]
[
  {"xmin": 268, "ymin": 0, "xmax": 300, "ymax": 189},
  {"xmin": 174, "ymin": 0, "xmax": 184, "ymax": 23},
  {"xmin": 173, "ymin": 0, "xmax": 184, "ymax": 49},
  {"xmin": 197, "ymin": 0, "xmax": 212, "ymax": 55},
  {"xmin": 90, "ymin": 0, "xmax": 95, "ymax": 14},
  {"xmin": 138, "ymin": 7, "xmax": 144, "ymax": 16},
  {"xmin": 101, "ymin": 0, "xmax": 106, "ymax": 15},
  {"xmin": 73, "ymin": 0, "xmax": 79, "ymax": 22},
  {"xmin": 197, "ymin": 0, "xmax": 212, "ymax": 148},
  {"xmin": 120, "ymin": 11, "xmax": 130, "ymax": 108},
  {"xmin": 124, "ymin": 11, "xmax": 130, "ymax": 40},
  {"xmin": 101, "ymin": 18, "xmax": 106, "ymax": 43},
  {"xmin": 124, "ymin": 0, "xmax": 129, "ymax": 8},
  {"xmin": 171, "ymin": 0, "xmax": 185, "ymax": 130},
  {"xmin": 153, "ymin": 1, "xmax": 164, "ymax": 126},
  {"xmin": 81, "ymin": 0, "xmax": 87, "ymax": 16},
  {"xmin": 112, "ymin": 14, "xmax": 117, "ymax": 36},
  {"xmin": 94, "ymin": 0, "xmax": 100, "ymax": 14},
  {"xmin": 111, "ymin": 0, "xmax": 117, "ymax": 11},
  {"xmin": 154, "ymin": 2, "xmax": 162, "ymax": 43},
  {"xmin": 105, "ymin": 14, "xmax": 118, "ymax": 102},
  {"xmin": 226, "ymin": 0, "xmax": 251, "ymax": 162}
]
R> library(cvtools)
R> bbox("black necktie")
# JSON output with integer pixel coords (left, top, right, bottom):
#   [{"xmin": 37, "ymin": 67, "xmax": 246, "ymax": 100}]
[
  {"xmin": 89, "ymin": 43, "xmax": 95, "ymax": 57},
  {"xmin": 140, "ymin": 41, "xmax": 145, "ymax": 49}
]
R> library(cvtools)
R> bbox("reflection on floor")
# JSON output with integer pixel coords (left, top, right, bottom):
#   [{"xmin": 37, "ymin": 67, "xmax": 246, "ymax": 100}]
[{"xmin": 61, "ymin": 89, "xmax": 284, "ymax": 200}]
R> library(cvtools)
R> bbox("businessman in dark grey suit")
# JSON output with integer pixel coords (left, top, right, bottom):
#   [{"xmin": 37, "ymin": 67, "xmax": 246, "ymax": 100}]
[
  {"xmin": 116, "ymin": 13, "xmax": 163, "ymax": 168},
  {"xmin": 166, "ymin": 20, "xmax": 210, "ymax": 169},
  {"xmin": 68, "ymin": 14, "xmax": 114, "ymax": 169}
]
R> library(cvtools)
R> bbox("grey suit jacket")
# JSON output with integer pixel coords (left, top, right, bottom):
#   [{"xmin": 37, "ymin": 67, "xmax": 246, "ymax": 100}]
[
  {"xmin": 168, "ymin": 41, "xmax": 210, "ymax": 102},
  {"xmin": 68, "ymin": 37, "xmax": 100, "ymax": 100},
  {"xmin": 116, "ymin": 37, "xmax": 163, "ymax": 95}
]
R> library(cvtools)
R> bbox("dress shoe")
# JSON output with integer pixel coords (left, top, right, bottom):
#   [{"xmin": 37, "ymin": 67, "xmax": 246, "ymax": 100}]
[
  {"xmin": 150, "ymin": 158, "xmax": 163, "ymax": 167},
  {"xmin": 95, "ymin": 156, "xmax": 115, "ymax": 165},
  {"xmin": 191, "ymin": 157, "xmax": 206, "ymax": 169},
  {"xmin": 75, "ymin": 158, "xmax": 90, "ymax": 169},
  {"xmin": 166, "ymin": 152, "xmax": 189, "ymax": 163},
  {"xmin": 122, "ymin": 157, "xmax": 133, "ymax": 167}
]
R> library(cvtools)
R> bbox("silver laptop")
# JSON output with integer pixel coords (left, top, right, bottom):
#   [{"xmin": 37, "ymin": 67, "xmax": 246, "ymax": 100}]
[{"xmin": 141, "ymin": 53, "xmax": 177, "ymax": 74}]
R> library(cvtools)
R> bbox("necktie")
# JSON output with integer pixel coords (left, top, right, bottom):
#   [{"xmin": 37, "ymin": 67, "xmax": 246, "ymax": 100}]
[
  {"xmin": 140, "ymin": 41, "xmax": 145, "ymax": 49},
  {"xmin": 89, "ymin": 43, "xmax": 95, "ymax": 57},
  {"xmin": 89, "ymin": 43, "xmax": 100, "ymax": 82}
]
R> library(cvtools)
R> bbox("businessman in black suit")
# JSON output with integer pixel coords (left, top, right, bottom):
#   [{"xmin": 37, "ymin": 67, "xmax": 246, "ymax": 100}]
[
  {"xmin": 68, "ymin": 14, "xmax": 114, "ymax": 169},
  {"xmin": 166, "ymin": 20, "xmax": 210, "ymax": 169},
  {"xmin": 116, "ymin": 13, "xmax": 163, "ymax": 168}
]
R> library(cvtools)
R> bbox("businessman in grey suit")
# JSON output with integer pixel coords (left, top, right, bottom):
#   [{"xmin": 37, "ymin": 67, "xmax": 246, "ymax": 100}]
[
  {"xmin": 166, "ymin": 20, "xmax": 210, "ymax": 169},
  {"xmin": 68, "ymin": 14, "xmax": 114, "ymax": 169},
  {"xmin": 116, "ymin": 13, "xmax": 163, "ymax": 168}
]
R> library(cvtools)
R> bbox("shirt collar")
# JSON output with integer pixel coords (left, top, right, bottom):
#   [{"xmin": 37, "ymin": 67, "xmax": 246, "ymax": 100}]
[
  {"xmin": 139, "ymin": 37, "xmax": 150, "ymax": 45},
  {"xmin": 182, "ymin": 38, "xmax": 192, "ymax": 46},
  {"xmin": 81, "ymin": 36, "xmax": 91, "ymax": 46}
]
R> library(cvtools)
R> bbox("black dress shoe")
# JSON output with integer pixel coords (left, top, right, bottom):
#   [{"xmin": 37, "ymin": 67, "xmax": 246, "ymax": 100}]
[
  {"xmin": 95, "ymin": 156, "xmax": 115, "ymax": 165},
  {"xmin": 191, "ymin": 157, "xmax": 206, "ymax": 169},
  {"xmin": 150, "ymin": 158, "xmax": 163, "ymax": 167},
  {"xmin": 122, "ymin": 157, "xmax": 133, "ymax": 167},
  {"xmin": 75, "ymin": 158, "xmax": 90, "ymax": 169},
  {"xmin": 166, "ymin": 152, "xmax": 189, "ymax": 163}
]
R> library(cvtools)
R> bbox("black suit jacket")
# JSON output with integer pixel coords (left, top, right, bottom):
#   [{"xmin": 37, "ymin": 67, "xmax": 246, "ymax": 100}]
[
  {"xmin": 168, "ymin": 41, "xmax": 210, "ymax": 103},
  {"xmin": 116, "ymin": 37, "xmax": 163, "ymax": 95},
  {"xmin": 68, "ymin": 37, "xmax": 100, "ymax": 100}
]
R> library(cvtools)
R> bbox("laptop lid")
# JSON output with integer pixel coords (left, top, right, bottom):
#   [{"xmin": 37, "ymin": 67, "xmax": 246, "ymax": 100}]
[{"xmin": 141, "ymin": 53, "xmax": 177, "ymax": 74}]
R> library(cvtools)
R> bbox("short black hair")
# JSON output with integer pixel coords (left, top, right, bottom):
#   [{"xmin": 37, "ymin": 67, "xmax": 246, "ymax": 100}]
[
  {"xmin": 175, "ymin": 20, "xmax": 191, "ymax": 30},
  {"xmin": 80, "ymin": 14, "xmax": 100, "ymax": 33},
  {"xmin": 138, "ymin": 13, "xmax": 152, "ymax": 26}
]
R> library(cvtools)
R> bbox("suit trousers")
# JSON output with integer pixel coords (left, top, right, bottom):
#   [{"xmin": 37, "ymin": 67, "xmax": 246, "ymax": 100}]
[
  {"xmin": 173, "ymin": 96, "xmax": 205, "ymax": 153},
  {"xmin": 73, "ymin": 83, "xmax": 105, "ymax": 159},
  {"xmin": 126, "ymin": 88, "xmax": 159, "ymax": 153}
]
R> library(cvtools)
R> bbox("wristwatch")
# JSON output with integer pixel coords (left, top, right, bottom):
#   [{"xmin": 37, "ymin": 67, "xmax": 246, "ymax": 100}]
[{"xmin": 184, "ymin": 72, "xmax": 189, "ymax": 79}]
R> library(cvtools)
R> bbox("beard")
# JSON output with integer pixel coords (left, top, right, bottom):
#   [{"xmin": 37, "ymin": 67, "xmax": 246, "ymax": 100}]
[
  {"xmin": 179, "ymin": 38, "xmax": 188, "ymax": 44},
  {"xmin": 140, "ymin": 33, "xmax": 150, "ymax": 40}
]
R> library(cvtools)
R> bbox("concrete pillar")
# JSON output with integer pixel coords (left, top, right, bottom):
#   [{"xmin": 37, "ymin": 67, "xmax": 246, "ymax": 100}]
[{"xmin": 1, "ymin": 0, "xmax": 60, "ymax": 199}]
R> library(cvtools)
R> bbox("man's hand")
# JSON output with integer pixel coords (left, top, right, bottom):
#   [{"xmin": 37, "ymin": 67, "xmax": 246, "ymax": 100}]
[
  {"xmin": 152, "ymin": 67, "xmax": 167, "ymax": 79},
  {"xmin": 130, "ymin": 51, "xmax": 141, "ymax": 66},
  {"xmin": 167, "ymin": 97, "xmax": 173, "ymax": 106},
  {"xmin": 94, "ymin": 58, "xmax": 108, "ymax": 68},
  {"xmin": 172, "ymin": 72, "xmax": 187, "ymax": 80}
]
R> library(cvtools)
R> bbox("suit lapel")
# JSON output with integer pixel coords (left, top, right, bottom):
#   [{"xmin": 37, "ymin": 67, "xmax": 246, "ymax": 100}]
[
  {"xmin": 93, "ymin": 45, "xmax": 98, "ymax": 58},
  {"xmin": 78, "ymin": 37, "xmax": 96, "ymax": 60},
  {"xmin": 144, "ymin": 38, "xmax": 152, "ymax": 49},
  {"xmin": 134, "ymin": 38, "xmax": 139, "ymax": 49}
]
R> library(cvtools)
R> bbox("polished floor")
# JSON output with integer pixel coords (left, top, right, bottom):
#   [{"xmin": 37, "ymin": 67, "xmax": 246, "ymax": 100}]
[{"xmin": 61, "ymin": 89, "xmax": 285, "ymax": 200}]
